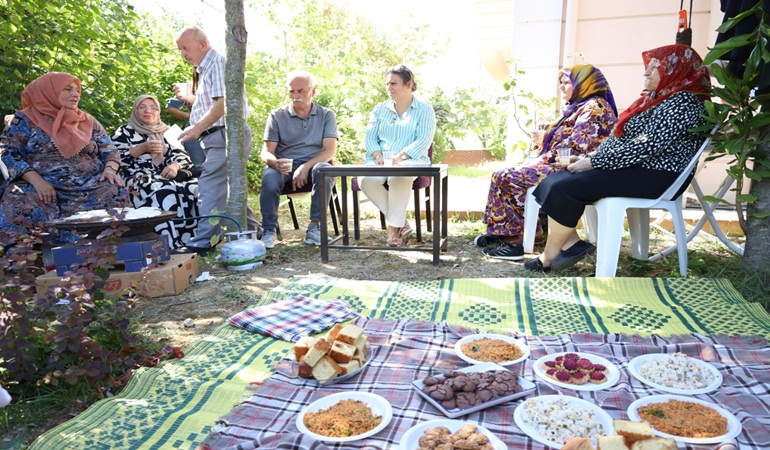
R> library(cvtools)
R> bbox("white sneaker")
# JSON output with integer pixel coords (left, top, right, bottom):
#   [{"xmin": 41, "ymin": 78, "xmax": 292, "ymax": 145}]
[
  {"xmin": 261, "ymin": 230, "xmax": 278, "ymax": 249},
  {"xmin": 304, "ymin": 224, "xmax": 328, "ymax": 246}
]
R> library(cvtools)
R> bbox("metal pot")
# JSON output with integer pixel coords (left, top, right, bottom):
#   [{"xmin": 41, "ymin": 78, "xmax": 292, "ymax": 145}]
[{"xmin": 220, "ymin": 230, "xmax": 266, "ymax": 271}]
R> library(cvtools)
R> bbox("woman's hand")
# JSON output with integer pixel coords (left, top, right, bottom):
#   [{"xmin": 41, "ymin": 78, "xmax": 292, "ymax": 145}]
[
  {"xmin": 373, "ymin": 152, "xmax": 385, "ymax": 166},
  {"xmin": 142, "ymin": 140, "xmax": 165, "ymax": 158},
  {"xmin": 160, "ymin": 163, "xmax": 180, "ymax": 179},
  {"xmin": 100, "ymin": 168, "xmax": 125, "ymax": 187},
  {"xmin": 30, "ymin": 178, "xmax": 57, "ymax": 205},
  {"xmin": 531, "ymin": 130, "xmax": 544, "ymax": 147},
  {"xmin": 568, "ymin": 156, "xmax": 593, "ymax": 173}
]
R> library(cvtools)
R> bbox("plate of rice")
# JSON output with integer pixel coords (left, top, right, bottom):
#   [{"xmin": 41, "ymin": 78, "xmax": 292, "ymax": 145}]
[
  {"xmin": 628, "ymin": 353, "xmax": 722, "ymax": 394},
  {"xmin": 454, "ymin": 333, "xmax": 530, "ymax": 366},
  {"xmin": 296, "ymin": 392, "xmax": 392, "ymax": 442},
  {"xmin": 627, "ymin": 394, "xmax": 742, "ymax": 444},
  {"xmin": 514, "ymin": 395, "xmax": 613, "ymax": 448}
]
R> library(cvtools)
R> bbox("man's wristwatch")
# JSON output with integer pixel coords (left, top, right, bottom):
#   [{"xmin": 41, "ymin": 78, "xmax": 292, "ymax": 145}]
[{"xmin": 400, "ymin": 154, "xmax": 409, "ymax": 160}]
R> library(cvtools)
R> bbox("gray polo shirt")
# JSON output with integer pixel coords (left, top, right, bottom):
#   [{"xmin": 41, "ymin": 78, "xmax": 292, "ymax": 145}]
[{"xmin": 263, "ymin": 103, "xmax": 338, "ymax": 163}]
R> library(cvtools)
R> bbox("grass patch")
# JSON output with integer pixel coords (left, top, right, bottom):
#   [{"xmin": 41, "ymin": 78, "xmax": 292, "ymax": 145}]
[{"xmin": 448, "ymin": 162, "xmax": 500, "ymax": 179}]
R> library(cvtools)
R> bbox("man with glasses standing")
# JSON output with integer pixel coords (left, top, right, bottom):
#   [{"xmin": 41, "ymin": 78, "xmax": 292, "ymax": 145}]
[{"xmin": 173, "ymin": 26, "xmax": 260, "ymax": 254}]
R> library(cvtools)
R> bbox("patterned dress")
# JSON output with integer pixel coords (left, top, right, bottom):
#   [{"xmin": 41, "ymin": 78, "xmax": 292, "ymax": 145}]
[
  {"xmin": 482, "ymin": 97, "xmax": 617, "ymax": 238},
  {"xmin": 112, "ymin": 124, "xmax": 199, "ymax": 249},
  {"xmin": 0, "ymin": 113, "xmax": 126, "ymax": 245}
]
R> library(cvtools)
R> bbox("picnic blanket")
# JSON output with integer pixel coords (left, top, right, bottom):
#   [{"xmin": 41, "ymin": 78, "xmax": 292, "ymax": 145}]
[
  {"xmin": 202, "ymin": 318, "xmax": 770, "ymax": 449},
  {"xmin": 28, "ymin": 276, "xmax": 770, "ymax": 450}
]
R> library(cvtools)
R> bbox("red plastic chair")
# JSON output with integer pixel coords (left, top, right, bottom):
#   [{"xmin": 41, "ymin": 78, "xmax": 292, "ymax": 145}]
[{"xmin": 351, "ymin": 144, "xmax": 433, "ymax": 241}]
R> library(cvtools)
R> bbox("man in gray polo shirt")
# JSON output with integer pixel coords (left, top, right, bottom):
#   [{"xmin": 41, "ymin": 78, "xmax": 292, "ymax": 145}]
[{"xmin": 260, "ymin": 71, "xmax": 338, "ymax": 247}]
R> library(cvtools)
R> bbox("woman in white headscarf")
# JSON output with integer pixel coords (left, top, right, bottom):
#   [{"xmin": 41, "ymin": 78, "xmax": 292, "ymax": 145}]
[{"xmin": 112, "ymin": 95, "xmax": 199, "ymax": 249}]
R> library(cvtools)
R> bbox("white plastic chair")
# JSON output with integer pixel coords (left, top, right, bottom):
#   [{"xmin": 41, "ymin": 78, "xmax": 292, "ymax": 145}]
[
  {"xmin": 592, "ymin": 133, "xmax": 714, "ymax": 277},
  {"xmin": 522, "ymin": 186, "xmax": 597, "ymax": 254}
]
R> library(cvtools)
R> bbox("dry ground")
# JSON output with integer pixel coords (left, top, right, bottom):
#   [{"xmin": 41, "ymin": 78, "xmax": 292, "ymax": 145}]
[{"xmin": 131, "ymin": 214, "xmax": 538, "ymax": 348}]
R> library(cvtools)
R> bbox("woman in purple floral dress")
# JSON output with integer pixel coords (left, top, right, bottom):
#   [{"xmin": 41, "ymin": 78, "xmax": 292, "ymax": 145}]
[{"xmin": 477, "ymin": 64, "xmax": 618, "ymax": 260}]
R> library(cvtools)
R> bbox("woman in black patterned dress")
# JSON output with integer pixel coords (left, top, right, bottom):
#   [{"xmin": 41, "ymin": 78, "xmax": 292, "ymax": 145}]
[
  {"xmin": 526, "ymin": 44, "xmax": 712, "ymax": 272},
  {"xmin": 112, "ymin": 95, "xmax": 199, "ymax": 249}
]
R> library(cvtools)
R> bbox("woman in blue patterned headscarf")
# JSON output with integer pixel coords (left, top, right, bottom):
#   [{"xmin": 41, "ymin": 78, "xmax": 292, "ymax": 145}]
[{"xmin": 476, "ymin": 64, "xmax": 618, "ymax": 261}]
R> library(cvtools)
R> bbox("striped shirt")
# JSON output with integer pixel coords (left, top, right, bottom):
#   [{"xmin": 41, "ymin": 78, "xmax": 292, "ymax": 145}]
[
  {"xmin": 364, "ymin": 95, "xmax": 436, "ymax": 164},
  {"xmin": 189, "ymin": 48, "xmax": 249, "ymax": 127}
]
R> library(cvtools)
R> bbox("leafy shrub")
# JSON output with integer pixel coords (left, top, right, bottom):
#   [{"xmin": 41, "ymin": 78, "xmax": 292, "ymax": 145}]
[{"xmin": 0, "ymin": 218, "xmax": 176, "ymax": 390}]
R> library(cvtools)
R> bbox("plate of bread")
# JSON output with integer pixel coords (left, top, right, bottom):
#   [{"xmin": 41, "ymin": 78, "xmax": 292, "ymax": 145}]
[
  {"xmin": 560, "ymin": 420, "xmax": 677, "ymax": 450},
  {"xmin": 293, "ymin": 323, "xmax": 371, "ymax": 385}
]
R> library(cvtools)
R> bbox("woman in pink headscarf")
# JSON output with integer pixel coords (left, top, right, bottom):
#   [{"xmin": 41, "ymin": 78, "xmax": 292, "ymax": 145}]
[{"xmin": 0, "ymin": 72, "xmax": 126, "ymax": 245}]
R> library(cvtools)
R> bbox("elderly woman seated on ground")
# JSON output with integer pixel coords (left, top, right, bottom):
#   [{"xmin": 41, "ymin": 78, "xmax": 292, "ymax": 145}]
[
  {"xmin": 0, "ymin": 72, "xmax": 126, "ymax": 246},
  {"xmin": 525, "ymin": 44, "xmax": 711, "ymax": 273},
  {"xmin": 475, "ymin": 63, "xmax": 618, "ymax": 261},
  {"xmin": 112, "ymin": 94, "xmax": 200, "ymax": 249}
]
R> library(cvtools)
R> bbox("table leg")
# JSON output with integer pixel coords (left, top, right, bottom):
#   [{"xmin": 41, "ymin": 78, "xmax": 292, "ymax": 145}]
[
  {"xmin": 441, "ymin": 174, "xmax": 448, "ymax": 252},
  {"xmin": 432, "ymin": 173, "xmax": 440, "ymax": 266},
  {"xmin": 341, "ymin": 176, "xmax": 350, "ymax": 246},
  {"xmin": 319, "ymin": 172, "xmax": 329, "ymax": 263}
]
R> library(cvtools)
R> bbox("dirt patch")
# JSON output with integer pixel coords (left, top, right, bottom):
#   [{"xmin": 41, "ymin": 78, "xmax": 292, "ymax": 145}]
[{"xmin": 130, "ymin": 216, "xmax": 540, "ymax": 348}]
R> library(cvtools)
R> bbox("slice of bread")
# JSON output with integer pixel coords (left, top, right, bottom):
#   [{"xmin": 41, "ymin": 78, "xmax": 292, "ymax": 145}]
[
  {"xmin": 324, "ymin": 323, "xmax": 344, "ymax": 342},
  {"xmin": 301, "ymin": 337, "xmax": 331, "ymax": 367},
  {"xmin": 560, "ymin": 437, "xmax": 594, "ymax": 450},
  {"xmin": 338, "ymin": 359, "xmax": 361, "ymax": 375},
  {"xmin": 354, "ymin": 334, "xmax": 368, "ymax": 356},
  {"xmin": 293, "ymin": 336, "xmax": 317, "ymax": 362},
  {"xmin": 297, "ymin": 361, "xmax": 314, "ymax": 379},
  {"xmin": 337, "ymin": 324, "xmax": 364, "ymax": 345},
  {"xmin": 614, "ymin": 420, "xmax": 653, "ymax": 446},
  {"xmin": 311, "ymin": 355, "xmax": 342, "ymax": 381},
  {"xmin": 597, "ymin": 435, "xmax": 628, "ymax": 450},
  {"xmin": 630, "ymin": 438, "xmax": 677, "ymax": 450},
  {"xmin": 329, "ymin": 340, "xmax": 357, "ymax": 364}
]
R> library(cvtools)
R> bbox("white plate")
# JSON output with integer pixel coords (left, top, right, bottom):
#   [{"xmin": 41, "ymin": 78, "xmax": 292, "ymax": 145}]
[
  {"xmin": 411, "ymin": 361, "xmax": 536, "ymax": 418},
  {"xmin": 294, "ymin": 344, "xmax": 372, "ymax": 386},
  {"xmin": 514, "ymin": 395, "xmax": 614, "ymax": 449},
  {"xmin": 533, "ymin": 352, "xmax": 619, "ymax": 391},
  {"xmin": 454, "ymin": 334, "xmax": 531, "ymax": 366},
  {"xmin": 627, "ymin": 394, "xmax": 742, "ymax": 444},
  {"xmin": 628, "ymin": 354, "xmax": 722, "ymax": 394},
  {"xmin": 398, "ymin": 419, "xmax": 507, "ymax": 450},
  {"xmin": 296, "ymin": 392, "xmax": 392, "ymax": 443}
]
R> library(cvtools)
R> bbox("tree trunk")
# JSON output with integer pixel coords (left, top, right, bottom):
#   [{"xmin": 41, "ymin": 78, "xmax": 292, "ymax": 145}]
[
  {"xmin": 223, "ymin": 0, "xmax": 249, "ymax": 231},
  {"xmin": 741, "ymin": 173, "xmax": 770, "ymax": 284}
]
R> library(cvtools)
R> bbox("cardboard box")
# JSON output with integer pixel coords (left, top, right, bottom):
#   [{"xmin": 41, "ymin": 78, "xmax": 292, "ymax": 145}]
[
  {"xmin": 52, "ymin": 237, "xmax": 171, "ymax": 275},
  {"xmin": 36, "ymin": 253, "xmax": 200, "ymax": 298}
]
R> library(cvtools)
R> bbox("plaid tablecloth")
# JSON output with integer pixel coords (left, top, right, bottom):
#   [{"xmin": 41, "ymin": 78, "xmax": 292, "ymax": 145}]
[
  {"xmin": 201, "ymin": 319, "xmax": 770, "ymax": 450},
  {"xmin": 226, "ymin": 295, "xmax": 359, "ymax": 342}
]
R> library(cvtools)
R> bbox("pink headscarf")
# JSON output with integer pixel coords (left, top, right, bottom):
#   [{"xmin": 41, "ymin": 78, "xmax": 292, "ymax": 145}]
[{"xmin": 20, "ymin": 72, "xmax": 94, "ymax": 158}]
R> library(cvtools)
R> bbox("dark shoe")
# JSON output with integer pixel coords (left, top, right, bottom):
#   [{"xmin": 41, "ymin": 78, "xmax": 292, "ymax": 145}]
[
  {"xmin": 482, "ymin": 243, "xmax": 525, "ymax": 261},
  {"xmin": 550, "ymin": 240, "xmax": 596, "ymax": 271},
  {"xmin": 524, "ymin": 257, "xmax": 551, "ymax": 273},
  {"xmin": 172, "ymin": 245, "xmax": 214, "ymax": 256},
  {"xmin": 474, "ymin": 233, "xmax": 502, "ymax": 247}
]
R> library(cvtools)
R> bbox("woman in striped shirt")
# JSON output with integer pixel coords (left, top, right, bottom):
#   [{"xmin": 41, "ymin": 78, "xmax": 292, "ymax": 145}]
[{"xmin": 360, "ymin": 65, "xmax": 436, "ymax": 247}]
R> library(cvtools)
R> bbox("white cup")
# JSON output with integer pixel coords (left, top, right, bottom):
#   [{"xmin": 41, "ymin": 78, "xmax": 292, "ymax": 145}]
[
  {"xmin": 279, "ymin": 158, "xmax": 293, "ymax": 174},
  {"xmin": 557, "ymin": 147, "xmax": 571, "ymax": 167},
  {"xmin": 174, "ymin": 82, "xmax": 190, "ymax": 98},
  {"xmin": 382, "ymin": 150, "xmax": 394, "ymax": 166}
]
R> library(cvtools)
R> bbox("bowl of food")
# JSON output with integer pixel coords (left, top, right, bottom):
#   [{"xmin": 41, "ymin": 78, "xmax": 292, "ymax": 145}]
[
  {"xmin": 296, "ymin": 391, "xmax": 392, "ymax": 442},
  {"xmin": 454, "ymin": 333, "xmax": 530, "ymax": 366}
]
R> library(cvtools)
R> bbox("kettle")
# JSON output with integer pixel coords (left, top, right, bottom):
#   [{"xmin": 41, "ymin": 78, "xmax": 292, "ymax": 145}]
[{"xmin": 220, "ymin": 230, "xmax": 266, "ymax": 271}]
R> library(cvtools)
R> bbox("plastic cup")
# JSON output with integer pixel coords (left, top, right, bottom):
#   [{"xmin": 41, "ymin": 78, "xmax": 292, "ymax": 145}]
[
  {"xmin": 174, "ymin": 82, "xmax": 190, "ymax": 98},
  {"xmin": 557, "ymin": 148, "xmax": 571, "ymax": 166},
  {"xmin": 280, "ymin": 158, "xmax": 293, "ymax": 174},
  {"xmin": 382, "ymin": 151, "xmax": 394, "ymax": 166}
]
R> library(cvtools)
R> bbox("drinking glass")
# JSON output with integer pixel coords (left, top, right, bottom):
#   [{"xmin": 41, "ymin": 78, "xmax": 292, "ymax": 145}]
[{"xmin": 382, "ymin": 150, "xmax": 394, "ymax": 166}]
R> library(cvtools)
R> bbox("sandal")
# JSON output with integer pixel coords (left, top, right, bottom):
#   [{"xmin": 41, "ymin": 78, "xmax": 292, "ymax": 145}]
[
  {"xmin": 400, "ymin": 221, "xmax": 413, "ymax": 238},
  {"xmin": 387, "ymin": 226, "xmax": 403, "ymax": 247},
  {"xmin": 524, "ymin": 257, "xmax": 551, "ymax": 273}
]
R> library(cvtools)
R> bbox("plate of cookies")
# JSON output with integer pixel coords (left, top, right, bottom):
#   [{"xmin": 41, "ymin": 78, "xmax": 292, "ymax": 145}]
[
  {"xmin": 533, "ymin": 352, "xmax": 619, "ymax": 391},
  {"xmin": 293, "ymin": 323, "xmax": 371, "ymax": 386},
  {"xmin": 398, "ymin": 419, "xmax": 507, "ymax": 450},
  {"xmin": 411, "ymin": 362, "xmax": 536, "ymax": 418}
]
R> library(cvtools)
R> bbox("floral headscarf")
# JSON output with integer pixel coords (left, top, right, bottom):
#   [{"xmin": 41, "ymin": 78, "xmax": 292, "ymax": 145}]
[
  {"xmin": 543, "ymin": 64, "xmax": 616, "ymax": 151},
  {"xmin": 20, "ymin": 72, "xmax": 94, "ymax": 158},
  {"xmin": 614, "ymin": 44, "xmax": 711, "ymax": 137}
]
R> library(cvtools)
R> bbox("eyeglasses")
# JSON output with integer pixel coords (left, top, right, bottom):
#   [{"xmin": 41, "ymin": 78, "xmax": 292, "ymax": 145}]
[{"xmin": 137, "ymin": 105, "xmax": 159, "ymax": 111}]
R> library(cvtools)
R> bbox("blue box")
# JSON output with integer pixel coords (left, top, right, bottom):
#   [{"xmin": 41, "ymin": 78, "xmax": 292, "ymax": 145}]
[{"xmin": 52, "ymin": 237, "xmax": 171, "ymax": 275}]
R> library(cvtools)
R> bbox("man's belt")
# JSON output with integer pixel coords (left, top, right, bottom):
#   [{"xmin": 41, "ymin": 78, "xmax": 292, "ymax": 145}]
[{"xmin": 200, "ymin": 125, "xmax": 224, "ymax": 137}]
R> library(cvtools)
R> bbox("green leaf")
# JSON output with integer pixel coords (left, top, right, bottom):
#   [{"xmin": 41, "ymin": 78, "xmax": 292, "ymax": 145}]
[
  {"xmin": 714, "ymin": 7, "xmax": 759, "ymax": 34},
  {"xmin": 751, "ymin": 211, "xmax": 770, "ymax": 218},
  {"xmin": 737, "ymin": 193, "xmax": 758, "ymax": 203},
  {"xmin": 747, "ymin": 113, "xmax": 770, "ymax": 128}
]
